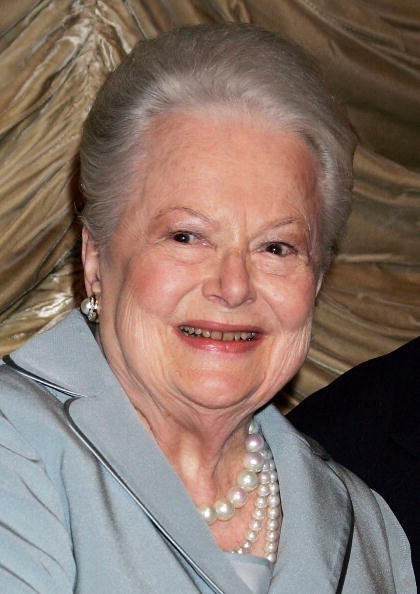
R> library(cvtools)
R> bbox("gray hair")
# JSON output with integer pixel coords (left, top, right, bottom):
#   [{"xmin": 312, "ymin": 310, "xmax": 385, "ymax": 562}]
[{"xmin": 80, "ymin": 23, "xmax": 356, "ymax": 271}]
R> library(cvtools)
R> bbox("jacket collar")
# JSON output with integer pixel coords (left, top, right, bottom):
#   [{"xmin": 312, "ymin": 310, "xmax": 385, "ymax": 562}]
[
  {"xmin": 5, "ymin": 310, "xmax": 354, "ymax": 593},
  {"xmin": 5, "ymin": 310, "xmax": 112, "ymax": 400}
]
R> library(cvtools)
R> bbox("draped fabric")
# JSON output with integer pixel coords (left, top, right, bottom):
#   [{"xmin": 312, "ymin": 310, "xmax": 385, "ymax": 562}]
[{"xmin": 1, "ymin": 0, "xmax": 419, "ymax": 407}]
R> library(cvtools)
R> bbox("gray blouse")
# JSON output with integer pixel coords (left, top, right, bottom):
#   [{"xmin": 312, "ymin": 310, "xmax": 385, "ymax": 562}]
[{"xmin": 227, "ymin": 553, "xmax": 273, "ymax": 593}]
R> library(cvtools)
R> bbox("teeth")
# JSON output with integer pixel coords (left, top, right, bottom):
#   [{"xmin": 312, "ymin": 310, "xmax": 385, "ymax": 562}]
[
  {"xmin": 211, "ymin": 330, "xmax": 223, "ymax": 340},
  {"xmin": 179, "ymin": 326, "xmax": 256, "ymax": 342},
  {"xmin": 222, "ymin": 332, "xmax": 235, "ymax": 342}
]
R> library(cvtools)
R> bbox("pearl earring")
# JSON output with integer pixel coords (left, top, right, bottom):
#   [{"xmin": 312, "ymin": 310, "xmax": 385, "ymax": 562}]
[{"xmin": 80, "ymin": 295, "xmax": 99, "ymax": 322}]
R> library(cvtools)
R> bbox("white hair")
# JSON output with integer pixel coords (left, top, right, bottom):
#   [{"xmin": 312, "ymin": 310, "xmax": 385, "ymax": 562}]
[{"xmin": 80, "ymin": 23, "xmax": 356, "ymax": 271}]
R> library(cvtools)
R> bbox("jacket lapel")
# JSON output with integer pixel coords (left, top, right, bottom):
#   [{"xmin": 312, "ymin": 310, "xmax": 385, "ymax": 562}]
[
  {"xmin": 64, "ymin": 394, "xmax": 253, "ymax": 593},
  {"xmin": 257, "ymin": 407, "xmax": 354, "ymax": 593}
]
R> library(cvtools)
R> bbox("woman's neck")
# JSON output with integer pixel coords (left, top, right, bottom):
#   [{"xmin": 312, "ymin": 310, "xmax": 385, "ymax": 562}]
[
  {"xmin": 123, "ymin": 377, "xmax": 281, "ymax": 560},
  {"xmin": 134, "ymin": 399, "xmax": 251, "ymax": 502}
]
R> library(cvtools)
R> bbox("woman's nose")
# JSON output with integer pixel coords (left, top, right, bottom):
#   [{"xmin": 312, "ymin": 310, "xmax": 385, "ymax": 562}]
[{"xmin": 202, "ymin": 249, "xmax": 256, "ymax": 308}]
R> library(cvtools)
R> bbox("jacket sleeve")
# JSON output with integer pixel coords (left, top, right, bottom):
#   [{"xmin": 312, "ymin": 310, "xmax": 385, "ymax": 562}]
[
  {"xmin": 0, "ymin": 411, "xmax": 76, "ymax": 594},
  {"xmin": 372, "ymin": 490, "xmax": 417, "ymax": 593}
]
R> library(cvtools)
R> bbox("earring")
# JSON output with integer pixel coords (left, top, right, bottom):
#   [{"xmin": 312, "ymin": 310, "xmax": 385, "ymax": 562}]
[{"xmin": 80, "ymin": 295, "xmax": 99, "ymax": 322}]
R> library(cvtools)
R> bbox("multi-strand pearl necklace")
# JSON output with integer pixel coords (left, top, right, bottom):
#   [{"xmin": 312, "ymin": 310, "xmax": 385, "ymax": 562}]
[{"xmin": 197, "ymin": 419, "xmax": 281, "ymax": 563}]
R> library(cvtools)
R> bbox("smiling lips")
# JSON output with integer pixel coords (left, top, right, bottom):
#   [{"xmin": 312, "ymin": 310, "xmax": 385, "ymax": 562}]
[{"xmin": 179, "ymin": 325, "xmax": 257, "ymax": 342}]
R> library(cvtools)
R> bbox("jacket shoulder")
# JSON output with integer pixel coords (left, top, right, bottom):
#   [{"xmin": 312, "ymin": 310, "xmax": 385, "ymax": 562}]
[
  {"xmin": 0, "ymin": 363, "xmax": 81, "ymax": 469},
  {"xmin": 0, "ymin": 363, "xmax": 67, "ymax": 428},
  {"xmin": 0, "ymin": 365, "xmax": 77, "ymax": 592}
]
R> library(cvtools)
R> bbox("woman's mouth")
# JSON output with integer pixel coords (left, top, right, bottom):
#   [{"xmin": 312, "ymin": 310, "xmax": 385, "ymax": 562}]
[{"xmin": 178, "ymin": 325, "xmax": 257, "ymax": 342}]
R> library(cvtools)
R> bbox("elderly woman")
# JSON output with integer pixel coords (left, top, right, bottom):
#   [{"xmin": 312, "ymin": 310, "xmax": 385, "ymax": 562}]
[{"xmin": 0, "ymin": 24, "xmax": 415, "ymax": 594}]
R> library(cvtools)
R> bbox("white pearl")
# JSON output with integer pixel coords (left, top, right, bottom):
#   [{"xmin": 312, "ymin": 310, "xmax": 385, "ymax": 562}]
[
  {"xmin": 228, "ymin": 486, "xmax": 247, "ymax": 508},
  {"xmin": 255, "ymin": 496, "xmax": 268, "ymax": 509},
  {"xmin": 198, "ymin": 505, "xmax": 217, "ymax": 525},
  {"xmin": 267, "ymin": 518, "xmax": 280, "ymax": 531},
  {"xmin": 265, "ymin": 541, "xmax": 278, "ymax": 553},
  {"xmin": 246, "ymin": 530, "xmax": 258, "ymax": 542},
  {"xmin": 269, "ymin": 470, "xmax": 278, "ymax": 481},
  {"xmin": 266, "ymin": 530, "xmax": 279, "ymax": 542},
  {"xmin": 244, "ymin": 452, "xmax": 264, "ymax": 472},
  {"xmin": 257, "ymin": 484, "xmax": 270, "ymax": 497},
  {"xmin": 269, "ymin": 482, "xmax": 280, "ymax": 494},
  {"xmin": 250, "ymin": 519, "xmax": 262, "ymax": 532},
  {"xmin": 269, "ymin": 461, "xmax": 276, "ymax": 471},
  {"xmin": 268, "ymin": 494, "xmax": 281, "ymax": 507},
  {"xmin": 259, "ymin": 471, "xmax": 270, "ymax": 484},
  {"xmin": 245, "ymin": 433, "xmax": 265, "ymax": 452},
  {"xmin": 266, "ymin": 552, "xmax": 277, "ymax": 563},
  {"xmin": 237, "ymin": 469, "xmax": 259, "ymax": 492},
  {"xmin": 243, "ymin": 541, "xmax": 252, "ymax": 551},
  {"xmin": 253, "ymin": 508, "xmax": 266, "ymax": 520},
  {"xmin": 236, "ymin": 547, "xmax": 244, "ymax": 554},
  {"xmin": 80, "ymin": 297, "xmax": 92, "ymax": 315},
  {"xmin": 215, "ymin": 500, "xmax": 234, "ymax": 521},
  {"xmin": 268, "ymin": 506, "xmax": 281, "ymax": 519}
]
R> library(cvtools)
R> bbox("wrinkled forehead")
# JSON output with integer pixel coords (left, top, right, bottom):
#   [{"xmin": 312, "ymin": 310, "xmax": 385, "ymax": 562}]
[{"xmin": 128, "ymin": 107, "xmax": 321, "ymax": 217}]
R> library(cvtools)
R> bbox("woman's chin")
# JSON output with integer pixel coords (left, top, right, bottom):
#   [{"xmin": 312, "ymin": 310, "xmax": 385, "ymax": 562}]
[{"xmin": 175, "ymin": 371, "xmax": 262, "ymax": 412}]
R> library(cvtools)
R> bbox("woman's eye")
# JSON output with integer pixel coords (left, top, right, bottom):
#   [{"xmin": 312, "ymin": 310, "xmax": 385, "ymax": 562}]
[
  {"xmin": 171, "ymin": 231, "xmax": 197, "ymax": 244},
  {"xmin": 265, "ymin": 242, "xmax": 295, "ymax": 256}
]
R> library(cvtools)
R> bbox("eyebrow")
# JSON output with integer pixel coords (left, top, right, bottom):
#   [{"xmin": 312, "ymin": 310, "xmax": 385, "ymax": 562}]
[
  {"xmin": 153, "ymin": 206, "xmax": 213, "ymax": 224},
  {"xmin": 152, "ymin": 208, "xmax": 308, "ymax": 238},
  {"xmin": 259, "ymin": 217, "xmax": 307, "ymax": 234}
]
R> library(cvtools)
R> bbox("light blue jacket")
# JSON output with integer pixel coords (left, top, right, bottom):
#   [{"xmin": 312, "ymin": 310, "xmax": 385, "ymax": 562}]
[{"xmin": 0, "ymin": 311, "xmax": 415, "ymax": 593}]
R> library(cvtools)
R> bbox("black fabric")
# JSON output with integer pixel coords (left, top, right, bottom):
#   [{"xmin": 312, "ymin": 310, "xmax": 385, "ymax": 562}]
[{"xmin": 287, "ymin": 338, "xmax": 420, "ymax": 584}]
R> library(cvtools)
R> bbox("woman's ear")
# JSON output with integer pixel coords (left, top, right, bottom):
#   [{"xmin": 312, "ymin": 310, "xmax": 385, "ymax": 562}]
[{"xmin": 82, "ymin": 226, "xmax": 101, "ymax": 297}]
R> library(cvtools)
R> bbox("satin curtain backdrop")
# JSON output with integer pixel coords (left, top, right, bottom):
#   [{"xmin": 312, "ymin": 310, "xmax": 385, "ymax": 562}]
[{"xmin": 1, "ymin": 0, "xmax": 419, "ymax": 408}]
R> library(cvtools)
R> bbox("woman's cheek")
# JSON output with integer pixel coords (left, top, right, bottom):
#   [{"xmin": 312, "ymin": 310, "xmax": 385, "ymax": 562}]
[
  {"xmin": 122, "ymin": 254, "xmax": 196, "ymax": 319},
  {"xmin": 265, "ymin": 271, "xmax": 317, "ymax": 331}
]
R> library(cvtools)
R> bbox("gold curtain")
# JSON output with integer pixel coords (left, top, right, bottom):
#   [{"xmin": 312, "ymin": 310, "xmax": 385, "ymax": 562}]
[{"xmin": 1, "ymin": 0, "xmax": 419, "ymax": 407}]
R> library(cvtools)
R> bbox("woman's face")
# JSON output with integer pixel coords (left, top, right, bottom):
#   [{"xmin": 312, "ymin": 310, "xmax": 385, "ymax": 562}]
[{"xmin": 83, "ymin": 110, "xmax": 322, "ymax": 419}]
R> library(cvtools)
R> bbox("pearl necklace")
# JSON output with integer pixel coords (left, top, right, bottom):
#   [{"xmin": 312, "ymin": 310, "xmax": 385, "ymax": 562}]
[{"xmin": 197, "ymin": 419, "xmax": 281, "ymax": 563}]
